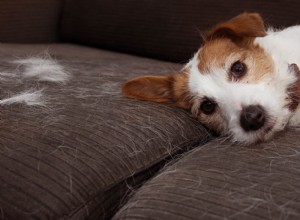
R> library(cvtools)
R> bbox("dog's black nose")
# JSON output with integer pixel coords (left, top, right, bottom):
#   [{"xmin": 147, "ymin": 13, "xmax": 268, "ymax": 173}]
[{"xmin": 240, "ymin": 105, "xmax": 265, "ymax": 131}]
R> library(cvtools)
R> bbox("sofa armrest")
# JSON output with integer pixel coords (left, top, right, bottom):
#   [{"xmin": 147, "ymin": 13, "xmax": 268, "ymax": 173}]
[{"xmin": 0, "ymin": 0, "xmax": 63, "ymax": 43}]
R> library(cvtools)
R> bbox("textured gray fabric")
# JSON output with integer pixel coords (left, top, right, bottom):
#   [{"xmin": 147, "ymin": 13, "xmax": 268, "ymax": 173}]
[
  {"xmin": 61, "ymin": 0, "xmax": 300, "ymax": 62},
  {"xmin": 113, "ymin": 128, "xmax": 300, "ymax": 220},
  {"xmin": 0, "ymin": 0, "xmax": 63, "ymax": 43},
  {"xmin": 0, "ymin": 44, "xmax": 210, "ymax": 219}
]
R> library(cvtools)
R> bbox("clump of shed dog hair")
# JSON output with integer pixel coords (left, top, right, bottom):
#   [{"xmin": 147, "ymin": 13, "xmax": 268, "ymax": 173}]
[
  {"xmin": 0, "ymin": 53, "xmax": 70, "ymax": 106},
  {"xmin": 0, "ymin": 90, "xmax": 44, "ymax": 106},
  {"xmin": 13, "ymin": 53, "xmax": 70, "ymax": 83}
]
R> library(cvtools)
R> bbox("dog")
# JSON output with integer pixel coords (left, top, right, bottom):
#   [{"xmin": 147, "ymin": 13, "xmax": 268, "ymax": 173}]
[{"xmin": 122, "ymin": 13, "xmax": 300, "ymax": 145}]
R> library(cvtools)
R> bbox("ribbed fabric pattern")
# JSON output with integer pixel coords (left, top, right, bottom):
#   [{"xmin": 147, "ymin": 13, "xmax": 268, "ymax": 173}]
[
  {"xmin": 114, "ymin": 128, "xmax": 300, "ymax": 219},
  {"xmin": 61, "ymin": 0, "xmax": 300, "ymax": 62},
  {"xmin": 0, "ymin": 44, "xmax": 210, "ymax": 220},
  {"xmin": 0, "ymin": 1, "xmax": 63, "ymax": 43}
]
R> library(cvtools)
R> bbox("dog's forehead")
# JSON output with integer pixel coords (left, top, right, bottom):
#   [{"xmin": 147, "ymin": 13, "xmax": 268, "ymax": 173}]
[
  {"xmin": 185, "ymin": 41, "xmax": 281, "ymax": 103},
  {"xmin": 186, "ymin": 49, "xmax": 228, "ymax": 98},
  {"xmin": 186, "ymin": 38, "xmax": 276, "ymax": 87},
  {"xmin": 198, "ymin": 39, "xmax": 242, "ymax": 73}
]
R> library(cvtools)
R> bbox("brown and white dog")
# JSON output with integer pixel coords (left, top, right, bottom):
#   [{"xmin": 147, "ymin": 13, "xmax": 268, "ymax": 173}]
[{"xmin": 122, "ymin": 13, "xmax": 300, "ymax": 145}]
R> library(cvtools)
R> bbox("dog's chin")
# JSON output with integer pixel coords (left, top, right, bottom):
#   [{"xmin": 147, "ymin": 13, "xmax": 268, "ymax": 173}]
[
  {"xmin": 234, "ymin": 131, "xmax": 274, "ymax": 146},
  {"xmin": 229, "ymin": 129, "xmax": 275, "ymax": 146},
  {"xmin": 227, "ymin": 116, "xmax": 289, "ymax": 146}
]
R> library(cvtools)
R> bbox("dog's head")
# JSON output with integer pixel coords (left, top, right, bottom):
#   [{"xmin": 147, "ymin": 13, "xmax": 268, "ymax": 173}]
[{"xmin": 122, "ymin": 13, "xmax": 300, "ymax": 145}]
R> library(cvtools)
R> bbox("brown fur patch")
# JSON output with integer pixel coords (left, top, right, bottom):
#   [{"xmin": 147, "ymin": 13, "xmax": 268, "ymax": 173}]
[
  {"xmin": 205, "ymin": 13, "xmax": 266, "ymax": 42},
  {"xmin": 198, "ymin": 38, "xmax": 274, "ymax": 83},
  {"xmin": 171, "ymin": 71, "xmax": 191, "ymax": 109},
  {"xmin": 198, "ymin": 12, "xmax": 273, "ymax": 83},
  {"xmin": 122, "ymin": 71, "xmax": 192, "ymax": 109},
  {"xmin": 190, "ymin": 99, "xmax": 225, "ymax": 134},
  {"xmin": 122, "ymin": 75, "xmax": 174, "ymax": 103},
  {"xmin": 198, "ymin": 112, "xmax": 225, "ymax": 134}
]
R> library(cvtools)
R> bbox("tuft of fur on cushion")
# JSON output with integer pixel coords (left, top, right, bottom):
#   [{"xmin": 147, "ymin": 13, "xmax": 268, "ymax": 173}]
[
  {"xmin": 0, "ymin": 89, "xmax": 44, "ymax": 106},
  {"xmin": 13, "ymin": 54, "xmax": 70, "ymax": 83},
  {"xmin": 0, "ymin": 53, "xmax": 70, "ymax": 106}
]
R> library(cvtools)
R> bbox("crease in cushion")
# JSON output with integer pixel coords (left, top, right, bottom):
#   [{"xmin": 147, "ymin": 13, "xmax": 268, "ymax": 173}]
[
  {"xmin": 0, "ymin": 44, "xmax": 212, "ymax": 220},
  {"xmin": 113, "ymin": 127, "xmax": 300, "ymax": 220},
  {"xmin": 66, "ymin": 139, "xmax": 206, "ymax": 220}
]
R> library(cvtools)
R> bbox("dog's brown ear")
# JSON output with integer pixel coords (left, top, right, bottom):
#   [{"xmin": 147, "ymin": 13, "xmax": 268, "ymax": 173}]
[
  {"xmin": 122, "ymin": 75, "xmax": 175, "ymax": 103},
  {"xmin": 205, "ymin": 13, "xmax": 266, "ymax": 41},
  {"xmin": 123, "ymin": 73, "xmax": 190, "ymax": 109}
]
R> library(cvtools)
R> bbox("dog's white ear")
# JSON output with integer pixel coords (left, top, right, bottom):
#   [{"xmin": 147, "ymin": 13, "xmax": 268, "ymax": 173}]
[
  {"xmin": 122, "ymin": 75, "xmax": 175, "ymax": 103},
  {"xmin": 205, "ymin": 13, "xmax": 266, "ymax": 41}
]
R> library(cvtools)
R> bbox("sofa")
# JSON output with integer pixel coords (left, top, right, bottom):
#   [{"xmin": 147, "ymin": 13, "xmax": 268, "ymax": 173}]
[{"xmin": 0, "ymin": 1, "xmax": 300, "ymax": 219}]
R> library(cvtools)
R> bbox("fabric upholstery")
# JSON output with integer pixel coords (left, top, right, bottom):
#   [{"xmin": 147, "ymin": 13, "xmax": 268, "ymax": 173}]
[
  {"xmin": 113, "ymin": 128, "xmax": 300, "ymax": 219},
  {"xmin": 0, "ymin": 44, "xmax": 211, "ymax": 220},
  {"xmin": 0, "ymin": 0, "xmax": 63, "ymax": 43},
  {"xmin": 61, "ymin": 0, "xmax": 300, "ymax": 62},
  {"xmin": 2, "ymin": 1, "xmax": 300, "ymax": 219}
]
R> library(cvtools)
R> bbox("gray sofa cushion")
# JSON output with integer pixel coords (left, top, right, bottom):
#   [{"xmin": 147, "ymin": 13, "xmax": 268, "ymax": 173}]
[
  {"xmin": 61, "ymin": 0, "xmax": 300, "ymax": 62},
  {"xmin": 113, "ymin": 128, "xmax": 300, "ymax": 219},
  {"xmin": 0, "ymin": 1, "xmax": 62, "ymax": 43},
  {"xmin": 0, "ymin": 44, "xmax": 210, "ymax": 219}
]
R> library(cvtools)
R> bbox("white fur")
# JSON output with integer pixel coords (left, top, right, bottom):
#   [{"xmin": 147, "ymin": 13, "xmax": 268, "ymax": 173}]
[
  {"xmin": 14, "ymin": 55, "xmax": 70, "ymax": 83},
  {"xmin": 185, "ymin": 25, "xmax": 300, "ymax": 145},
  {"xmin": 255, "ymin": 26, "xmax": 300, "ymax": 126},
  {"xmin": 0, "ymin": 90, "xmax": 44, "ymax": 106},
  {"xmin": 256, "ymin": 26, "xmax": 300, "ymax": 65},
  {"xmin": 0, "ymin": 54, "xmax": 70, "ymax": 106}
]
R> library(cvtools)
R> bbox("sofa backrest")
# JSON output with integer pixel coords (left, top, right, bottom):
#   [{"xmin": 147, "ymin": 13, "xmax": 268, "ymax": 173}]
[
  {"xmin": 0, "ymin": 0, "xmax": 63, "ymax": 43},
  {"xmin": 61, "ymin": 0, "xmax": 300, "ymax": 62},
  {"xmin": 1, "ymin": 1, "xmax": 299, "ymax": 62}
]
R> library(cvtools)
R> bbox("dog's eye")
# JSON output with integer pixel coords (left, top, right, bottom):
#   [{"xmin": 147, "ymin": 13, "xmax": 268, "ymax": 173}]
[
  {"xmin": 200, "ymin": 99, "xmax": 216, "ymax": 115},
  {"xmin": 230, "ymin": 61, "xmax": 246, "ymax": 78}
]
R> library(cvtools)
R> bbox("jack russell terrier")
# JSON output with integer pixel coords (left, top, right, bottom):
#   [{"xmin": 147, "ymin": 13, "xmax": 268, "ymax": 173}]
[{"xmin": 122, "ymin": 13, "xmax": 300, "ymax": 145}]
